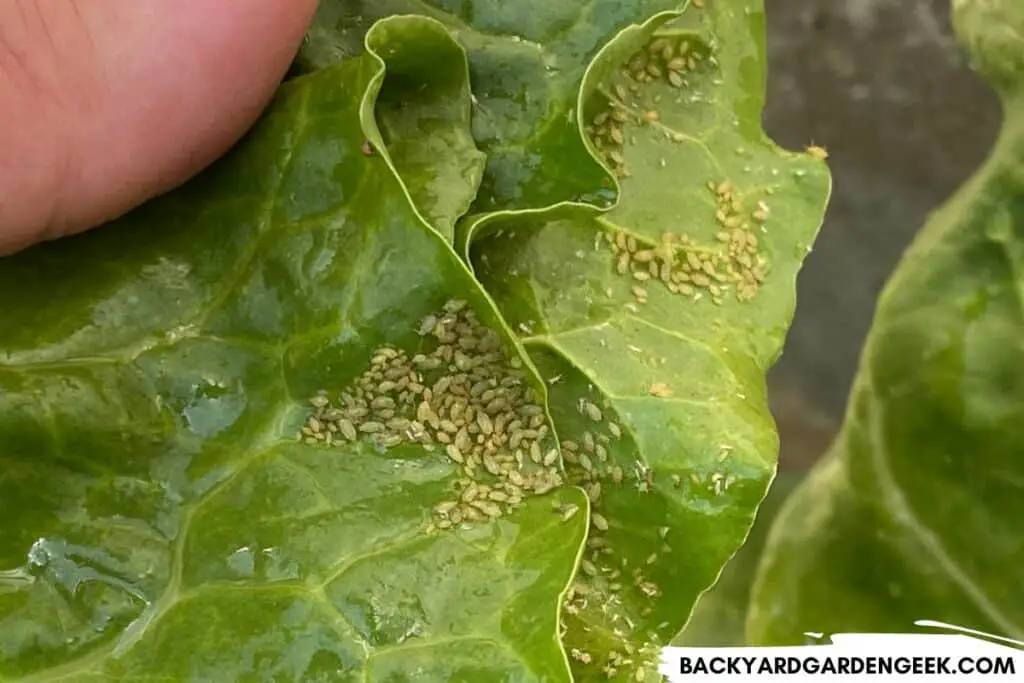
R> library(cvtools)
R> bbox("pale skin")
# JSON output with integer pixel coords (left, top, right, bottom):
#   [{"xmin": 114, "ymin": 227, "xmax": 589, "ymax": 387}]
[{"xmin": 0, "ymin": 0, "xmax": 319, "ymax": 255}]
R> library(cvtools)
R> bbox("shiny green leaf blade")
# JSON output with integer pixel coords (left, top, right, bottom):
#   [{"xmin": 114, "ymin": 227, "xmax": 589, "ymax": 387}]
[
  {"xmin": 369, "ymin": 19, "xmax": 486, "ymax": 241},
  {"xmin": 748, "ymin": 0, "xmax": 1024, "ymax": 646},
  {"xmin": 673, "ymin": 474, "xmax": 800, "ymax": 646},
  {"xmin": 300, "ymin": 0, "xmax": 688, "ymax": 212},
  {"xmin": 0, "ymin": 18, "xmax": 584, "ymax": 682},
  {"xmin": 467, "ymin": 3, "xmax": 831, "ymax": 680}
]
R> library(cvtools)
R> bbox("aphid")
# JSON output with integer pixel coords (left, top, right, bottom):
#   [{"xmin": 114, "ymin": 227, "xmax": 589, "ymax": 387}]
[
  {"xmin": 543, "ymin": 449, "xmax": 560, "ymax": 467},
  {"xmin": 435, "ymin": 500, "xmax": 458, "ymax": 515},
  {"xmin": 641, "ymin": 110, "xmax": 660, "ymax": 124},
  {"xmin": 476, "ymin": 412, "xmax": 494, "ymax": 435},
  {"xmin": 632, "ymin": 250, "xmax": 654, "ymax": 263},
  {"xmin": 519, "ymin": 404, "xmax": 544, "ymax": 417},
  {"xmin": 574, "ymin": 453, "xmax": 593, "ymax": 473},
  {"xmin": 372, "ymin": 396, "xmax": 396, "ymax": 410},
  {"xmin": 582, "ymin": 431, "xmax": 596, "ymax": 453},
  {"xmin": 805, "ymin": 144, "xmax": 829, "ymax": 160},
  {"xmin": 649, "ymin": 382, "xmax": 673, "ymax": 398},
  {"xmin": 609, "ymin": 127, "xmax": 624, "ymax": 145},
  {"xmin": 616, "ymin": 252, "xmax": 632, "ymax": 275},
  {"xmin": 583, "ymin": 402, "xmax": 603, "ymax": 422},
  {"xmin": 454, "ymin": 428, "xmax": 472, "ymax": 452},
  {"xmin": 416, "ymin": 400, "xmax": 433, "ymax": 424},
  {"xmin": 607, "ymin": 422, "xmax": 622, "ymax": 439},
  {"xmin": 647, "ymin": 38, "xmax": 670, "ymax": 55},
  {"xmin": 474, "ymin": 500, "xmax": 503, "ymax": 518},
  {"xmin": 561, "ymin": 504, "xmax": 580, "ymax": 521},
  {"xmin": 446, "ymin": 444, "xmax": 465, "ymax": 464},
  {"xmin": 359, "ymin": 421, "xmax": 384, "ymax": 433},
  {"xmin": 592, "ymin": 513, "xmax": 609, "ymax": 531}
]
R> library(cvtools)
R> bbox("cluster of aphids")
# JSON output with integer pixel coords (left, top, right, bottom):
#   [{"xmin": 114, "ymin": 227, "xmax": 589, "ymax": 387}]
[
  {"xmin": 298, "ymin": 300, "xmax": 563, "ymax": 531},
  {"xmin": 602, "ymin": 179, "xmax": 771, "ymax": 306},
  {"xmin": 586, "ymin": 34, "xmax": 711, "ymax": 180},
  {"xmin": 554, "ymin": 399, "xmax": 669, "ymax": 681}
]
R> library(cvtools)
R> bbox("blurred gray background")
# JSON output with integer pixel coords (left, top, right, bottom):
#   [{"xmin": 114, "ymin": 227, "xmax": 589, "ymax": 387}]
[{"xmin": 763, "ymin": 0, "xmax": 1002, "ymax": 470}]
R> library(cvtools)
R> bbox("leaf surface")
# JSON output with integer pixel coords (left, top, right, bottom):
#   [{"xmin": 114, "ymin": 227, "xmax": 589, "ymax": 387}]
[
  {"xmin": 0, "ymin": 2, "xmax": 835, "ymax": 681},
  {"xmin": 465, "ymin": 3, "xmax": 830, "ymax": 679},
  {"xmin": 299, "ymin": 0, "xmax": 688, "ymax": 212},
  {"xmin": 748, "ymin": 0, "xmax": 1024, "ymax": 645},
  {"xmin": 673, "ymin": 474, "xmax": 799, "ymax": 646},
  {"xmin": 0, "ymin": 18, "xmax": 584, "ymax": 682}
]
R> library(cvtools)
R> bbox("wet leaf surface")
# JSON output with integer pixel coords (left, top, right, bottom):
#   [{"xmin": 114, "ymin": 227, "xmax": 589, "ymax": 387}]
[
  {"xmin": 465, "ymin": 3, "xmax": 829, "ymax": 679},
  {"xmin": 300, "ymin": 0, "xmax": 688, "ymax": 212},
  {"xmin": 0, "ymin": 19, "xmax": 583, "ymax": 682},
  {"xmin": 0, "ymin": 3, "xmax": 832, "ymax": 682}
]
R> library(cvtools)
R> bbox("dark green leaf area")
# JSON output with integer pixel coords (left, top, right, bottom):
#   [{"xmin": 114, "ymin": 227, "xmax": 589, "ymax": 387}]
[
  {"xmin": 300, "ymin": 0, "xmax": 690, "ymax": 212},
  {"xmin": 0, "ymin": 19, "xmax": 583, "ymax": 683}
]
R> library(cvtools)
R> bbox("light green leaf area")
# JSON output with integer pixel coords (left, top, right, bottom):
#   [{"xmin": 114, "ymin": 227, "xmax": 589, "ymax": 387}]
[
  {"xmin": 673, "ymin": 474, "xmax": 800, "ymax": 646},
  {"xmin": 299, "ymin": 0, "xmax": 688, "ymax": 212},
  {"xmin": 370, "ymin": 17, "xmax": 486, "ymax": 243},
  {"xmin": 0, "ymin": 18, "xmax": 586, "ymax": 682},
  {"xmin": 466, "ymin": 2, "xmax": 830, "ymax": 679},
  {"xmin": 748, "ymin": 0, "xmax": 1024, "ymax": 646}
]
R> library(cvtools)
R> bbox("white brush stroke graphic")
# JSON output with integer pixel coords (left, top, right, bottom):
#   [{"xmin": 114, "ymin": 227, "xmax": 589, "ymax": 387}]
[{"xmin": 660, "ymin": 620, "xmax": 1024, "ymax": 682}]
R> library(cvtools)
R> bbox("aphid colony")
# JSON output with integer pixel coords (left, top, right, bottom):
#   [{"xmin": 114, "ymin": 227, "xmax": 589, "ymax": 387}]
[
  {"xmin": 555, "ymin": 399, "xmax": 666, "ymax": 680},
  {"xmin": 586, "ymin": 34, "xmax": 712, "ymax": 180},
  {"xmin": 299, "ymin": 300, "xmax": 563, "ymax": 530},
  {"xmin": 603, "ymin": 178, "xmax": 770, "ymax": 306},
  {"xmin": 582, "ymin": 32, "xmax": 769, "ymax": 308}
]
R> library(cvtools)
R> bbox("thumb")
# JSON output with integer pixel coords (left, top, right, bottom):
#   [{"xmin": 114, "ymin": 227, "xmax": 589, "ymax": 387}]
[{"xmin": 0, "ymin": 0, "xmax": 318, "ymax": 255}]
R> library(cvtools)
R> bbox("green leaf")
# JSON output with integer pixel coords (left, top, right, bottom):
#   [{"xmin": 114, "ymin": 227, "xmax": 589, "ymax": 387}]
[
  {"xmin": 463, "ymin": 3, "xmax": 831, "ymax": 679},
  {"xmin": 0, "ymin": 18, "xmax": 585, "ymax": 682},
  {"xmin": 673, "ymin": 474, "xmax": 800, "ymax": 646},
  {"xmin": 300, "ymin": 0, "xmax": 688, "ymax": 212},
  {"xmin": 2, "ymin": 1, "xmax": 834, "ymax": 680},
  {"xmin": 370, "ymin": 18, "xmax": 486, "ymax": 242},
  {"xmin": 747, "ymin": 0, "xmax": 1024, "ymax": 645}
]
